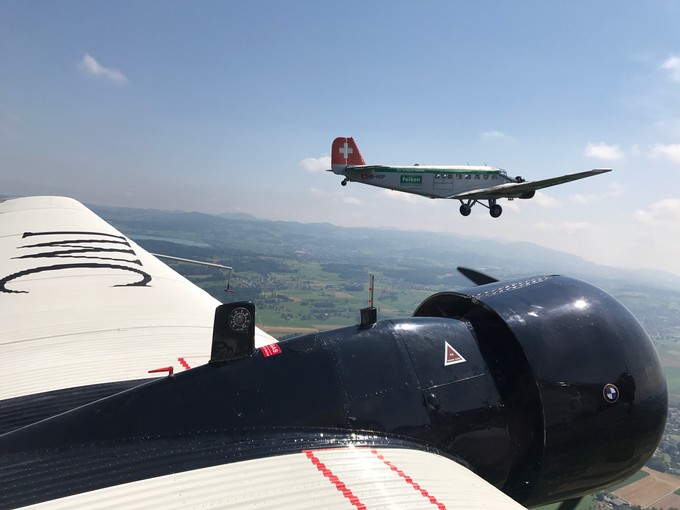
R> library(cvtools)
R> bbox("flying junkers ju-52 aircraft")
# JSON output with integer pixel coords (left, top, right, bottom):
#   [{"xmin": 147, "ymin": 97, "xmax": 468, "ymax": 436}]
[
  {"xmin": 330, "ymin": 137, "xmax": 611, "ymax": 218},
  {"xmin": 0, "ymin": 196, "xmax": 666, "ymax": 510}
]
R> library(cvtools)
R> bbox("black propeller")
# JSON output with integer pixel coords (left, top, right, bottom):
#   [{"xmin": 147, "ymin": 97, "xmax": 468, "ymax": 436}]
[
  {"xmin": 457, "ymin": 266, "xmax": 499, "ymax": 286},
  {"xmin": 557, "ymin": 497, "xmax": 583, "ymax": 510}
]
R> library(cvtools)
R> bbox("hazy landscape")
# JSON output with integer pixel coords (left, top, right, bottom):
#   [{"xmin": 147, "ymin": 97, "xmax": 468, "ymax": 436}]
[
  {"xmin": 96, "ymin": 203, "xmax": 680, "ymax": 510},
  {"xmin": 95, "ymin": 202, "xmax": 680, "ymax": 349}
]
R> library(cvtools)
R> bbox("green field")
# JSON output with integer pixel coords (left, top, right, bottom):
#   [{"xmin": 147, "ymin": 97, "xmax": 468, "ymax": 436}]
[
  {"xmin": 534, "ymin": 470, "xmax": 650, "ymax": 509},
  {"xmin": 534, "ymin": 497, "xmax": 598, "ymax": 510},
  {"xmin": 100, "ymin": 204, "xmax": 680, "ymax": 348},
  {"xmin": 93, "ymin": 203, "xmax": 680, "ymax": 509},
  {"xmin": 226, "ymin": 266, "xmax": 438, "ymax": 337},
  {"xmin": 163, "ymin": 255, "xmax": 449, "ymax": 338},
  {"xmin": 606, "ymin": 469, "xmax": 650, "ymax": 491},
  {"xmin": 664, "ymin": 366, "xmax": 680, "ymax": 404}
]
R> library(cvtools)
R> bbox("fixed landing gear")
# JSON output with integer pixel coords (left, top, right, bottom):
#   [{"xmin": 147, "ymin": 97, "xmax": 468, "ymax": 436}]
[
  {"xmin": 458, "ymin": 199, "xmax": 503, "ymax": 218},
  {"xmin": 341, "ymin": 179, "xmax": 348, "ymax": 186}
]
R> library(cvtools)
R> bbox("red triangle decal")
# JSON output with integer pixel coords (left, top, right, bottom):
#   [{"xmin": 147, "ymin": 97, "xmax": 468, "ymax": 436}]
[{"xmin": 445, "ymin": 342, "xmax": 466, "ymax": 366}]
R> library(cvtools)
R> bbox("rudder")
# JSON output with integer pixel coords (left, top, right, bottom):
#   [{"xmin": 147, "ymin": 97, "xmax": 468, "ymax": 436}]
[{"xmin": 331, "ymin": 137, "xmax": 365, "ymax": 173}]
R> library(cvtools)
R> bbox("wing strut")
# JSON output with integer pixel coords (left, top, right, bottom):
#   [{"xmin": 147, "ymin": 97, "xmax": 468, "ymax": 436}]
[{"xmin": 152, "ymin": 253, "xmax": 235, "ymax": 292}]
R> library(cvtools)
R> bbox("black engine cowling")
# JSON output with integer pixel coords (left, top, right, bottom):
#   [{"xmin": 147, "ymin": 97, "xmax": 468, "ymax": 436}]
[
  {"xmin": 0, "ymin": 276, "xmax": 666, "ymax": 509},
  {"xmin": 413, "ymin": 275, "xmax": 667, "ymax": 506}
]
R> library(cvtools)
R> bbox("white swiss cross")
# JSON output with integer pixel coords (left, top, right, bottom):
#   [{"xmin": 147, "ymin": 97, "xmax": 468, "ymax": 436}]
[{"xmin": 339, "ymin": 142, "xmax": 353, "ymax": 160}]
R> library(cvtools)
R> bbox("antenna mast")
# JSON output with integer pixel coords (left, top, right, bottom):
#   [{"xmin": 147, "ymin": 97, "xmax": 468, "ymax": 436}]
[{"xmin": 360, "ymin": 272, "xmax": 377, "ymax": 328}]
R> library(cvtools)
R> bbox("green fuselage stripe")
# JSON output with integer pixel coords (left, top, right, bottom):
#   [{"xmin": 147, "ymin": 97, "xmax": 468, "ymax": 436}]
[{"xmin": 364, "ymin": 166, "xmax": 502, "ymax": 175}]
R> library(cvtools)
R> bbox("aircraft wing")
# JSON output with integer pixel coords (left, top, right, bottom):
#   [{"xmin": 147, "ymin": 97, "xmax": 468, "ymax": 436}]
[
  {"xmin": 447, "ymin": 168, "xmax": 611, "ymax": 200},
  {"xmin": 0, "ymin": 439, "xmax": 526, "ymax": 509},
  {"xmin": 0, "ymin": 196, "xmax": 529, "ymax": 509},
  {"xmin": 0, "ymin": 196, "xmax": 276, "ymax": 405}
]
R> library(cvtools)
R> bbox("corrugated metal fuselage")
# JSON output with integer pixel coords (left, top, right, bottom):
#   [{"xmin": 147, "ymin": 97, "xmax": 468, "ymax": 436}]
[{"xmin": 339, "ymin": 165, "xmax": 513, "ymax": 198}]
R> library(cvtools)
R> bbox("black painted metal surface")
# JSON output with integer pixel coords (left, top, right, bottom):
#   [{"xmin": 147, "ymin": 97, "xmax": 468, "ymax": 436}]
[
  {"xmin": 0, "ymin": 276, "xmax": 667, "ymax": 508},
  {"xmin": 414, "ymin": 275, "xmax": 668, "ymax": 505}
]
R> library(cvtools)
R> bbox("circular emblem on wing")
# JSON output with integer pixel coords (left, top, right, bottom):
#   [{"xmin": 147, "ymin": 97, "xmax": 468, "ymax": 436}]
[
  {"xmin": 228, "ymin": 307, "xmax": 251, "ymax": 332},
  {"xmin": 603, "ymin": 383, "xmax": 620, "ymax": 403}
]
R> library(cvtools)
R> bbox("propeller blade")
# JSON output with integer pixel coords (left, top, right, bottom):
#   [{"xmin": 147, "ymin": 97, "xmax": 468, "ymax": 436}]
[
  {"xmin": 557, "ymin": 497, "xmax": 583, "ymax": 510},
  {"xmin": 457, "ymin": 266, "xmax": 499, "ymax": 286}
]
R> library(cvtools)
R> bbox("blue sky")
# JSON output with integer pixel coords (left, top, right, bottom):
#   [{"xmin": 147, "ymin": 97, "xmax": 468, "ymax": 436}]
[{"xmin": 2, "ymin": 1, "xmax": 680, "ymax": 275}]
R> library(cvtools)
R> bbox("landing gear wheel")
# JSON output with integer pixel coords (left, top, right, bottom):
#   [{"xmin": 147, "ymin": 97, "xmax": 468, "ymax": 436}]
[
  {"xmin": 341, "ymin": 179, "xmax": 347, "ymax": 186},
  {"xmin": 490, "ymin": 204, "xmax": 503, "ymax": 218},
  {"xmin": 459, "ymin": 204, "xmax": 472, "ymax": 216}
]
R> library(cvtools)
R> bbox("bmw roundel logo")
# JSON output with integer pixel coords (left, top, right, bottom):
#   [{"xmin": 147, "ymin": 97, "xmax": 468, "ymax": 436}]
[{"xmin": 603, "ymin": 383, "xmax": 620, "ymax": 404}]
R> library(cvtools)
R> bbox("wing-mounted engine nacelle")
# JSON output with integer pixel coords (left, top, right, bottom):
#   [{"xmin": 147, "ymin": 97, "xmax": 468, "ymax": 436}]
[
  {"xmin": 0, "ymin": 278, "xmax": 664, "ymax": 510},
  {"xmin": 413, "ymin": 275, "xmax": 667, "ymax": 506},
  {"xmin": 519, "ymin": 190, "xmax": 535, "ymax": 199}
]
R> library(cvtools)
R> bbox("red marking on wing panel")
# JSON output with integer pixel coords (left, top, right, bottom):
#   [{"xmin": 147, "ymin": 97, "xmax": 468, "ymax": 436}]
[
  {"xmin": 303, "ymin": 450, "xmax": 367, "ymax": 510},
  {"xmin": 148, "ymin": 366, "xmax": 174, "ymax": 376},
  {"xmin": 178, "ymin": 357, "xmax": 191, "ymax": 370},
  {"xmin": 370, "ymin": 449, "xmax": 447, "ymax": 509},
  {"xmin": 260, "ymin": 343, "xmax": 282, "ymax": 357}
]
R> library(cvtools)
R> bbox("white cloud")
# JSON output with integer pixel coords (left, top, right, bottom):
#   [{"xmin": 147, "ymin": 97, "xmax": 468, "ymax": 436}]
[
  {"xmin": 533, "ymin": 221, "xmax": 598, "ymax": 234},
  {"xmin": 309, "ymin": 186, "xmax": 362, "ymax": 206},
  {"xmin": 569, "ymin": 182, "xmax": 623, "ymax": 205},
  {"xmin": 380, "ymin": 189, "xmax": 425, "ymax": 203},
  {"xmin": 570, "ymin": 193, "xmax": 595, "ymax": 205},
  {"xmin": 309, "ymin": 187, "xmax": 332, "ymax": 198},
  {"xmin": 480, "ymin": 130, "xmax": 515, "ymax": 142},
  {"xmin": 607, "ymin": 182, "xmax": 623, "ymax": 196},
  {"xmin": 661, "ymin": 55, "xmax": 680, "ymax": 82},
  {"xmin": 584, "ymin": 142, "xmax": 624, "ymax": 161},
  {"xmin": 342, "ymin": 196, "xmax": 362, "ymax": 205},
  {"xmin": 649, "ymin": 143, "xmax": 680, "ymax": 164},
  {"xmin": 533, "ymin": 191, "xmax": 561, "ymax": 208},
  {"xmin": 78, "ymin": 54, "xmax": 128, "ymax": 83},
  {"xmin": 635, "ymin": 198, "xmax": 680, "ymax": 225},
  {"xmin": 630, "ymin": 144, "xmax": 643, "ymax": 157},
  {"xmin": 301, "ymin": 156, "xmax": 331, "ymax": 173}
]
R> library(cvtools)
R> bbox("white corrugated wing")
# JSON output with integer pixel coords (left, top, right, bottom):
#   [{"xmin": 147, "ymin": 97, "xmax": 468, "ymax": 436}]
[
  {"xmin": 19, "ymin": 447, "xmax": 526, "ymax": 509},
  {"xmin": 0, "ymin": 196, "xmax": 276, "ymax": 400}
]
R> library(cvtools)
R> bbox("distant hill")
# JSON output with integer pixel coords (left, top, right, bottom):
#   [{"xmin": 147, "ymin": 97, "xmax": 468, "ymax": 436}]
[
  {"xmin": 92, "ymin": 202, "xmax": 680, "ymax": 291},
  {"xmin": 89, "ymin": 202, "xmax": 680, "ymax": 407}
]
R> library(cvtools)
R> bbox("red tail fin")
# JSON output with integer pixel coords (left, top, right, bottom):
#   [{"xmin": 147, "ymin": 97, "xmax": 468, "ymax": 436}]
[{"xmin": 331, "ymin": 137, "xmax": 365, "ymax": 167}]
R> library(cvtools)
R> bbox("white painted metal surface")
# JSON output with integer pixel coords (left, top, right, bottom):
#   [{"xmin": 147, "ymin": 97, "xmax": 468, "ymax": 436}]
[
  {"xmin": 1, "ymin": 197, "xmax": 529, "ymax": 509},
  {"xmin": 0, "ymin": 196, "xmax": 276, "ymax": 401},
  {"xmin": 20, "ymin": 447, "xmax": 527, "ymax": 509}
]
